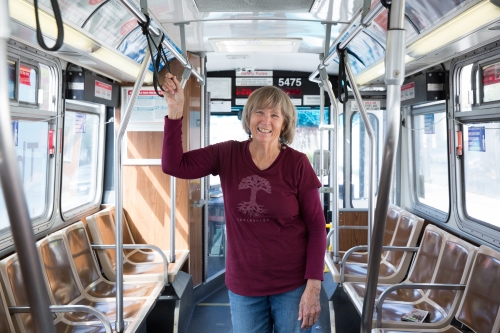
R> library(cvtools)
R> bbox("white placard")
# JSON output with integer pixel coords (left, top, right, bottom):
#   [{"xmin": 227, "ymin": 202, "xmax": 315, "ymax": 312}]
[
  {"xmin": 95, "ymin": 80, "xmax": 112, "ymax": 100},
  {"xmin": 236, "ymin": 70, "xmax": 273, "ymax": 77},
  {"xmin": 290, "ymin": 98, "xmax": 302, "ymax": 106},
  {"xmin": 401, "ymin": 82, "xmax": 415, "ymax": 101},
  {"xmin": 123, "ymin": 88, "xmax": 168, "ymax": 122},
  {"xmin": 210, "ymin": 101, "xmax": 232, "ymax": 112},
  {"xmin": 235, "ymin": 98, "xmax": 248, "ymax": 105},
  {"xmin": 207, "ymin": 77, "xmax": 232, "ymax": 99},
  {"xmin": 236, "ymin": 77, "xmax": 273, "ymax": 86},
  {"xmin": 303, "ymin": 95, "xmax": 321, "ymax": 105},
  {"xmin": 351, "ymin": 100, "xmax": 381, "ymax": 111}
]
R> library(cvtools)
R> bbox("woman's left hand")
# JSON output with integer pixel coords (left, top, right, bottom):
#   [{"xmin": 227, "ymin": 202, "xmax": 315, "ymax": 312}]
[{"xmin": 298, "ymin": 279, "xmax": 322, "ymax": 329}]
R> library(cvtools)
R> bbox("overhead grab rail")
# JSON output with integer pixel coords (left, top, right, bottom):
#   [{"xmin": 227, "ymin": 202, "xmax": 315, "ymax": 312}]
[
  {"xmin": 343, "ymin": 50, "xmax": 376, "ymax": 266},
  {"xmin": 309, "ymin": 2, "xmax": 384, "ymax": 83},
  {"xmin": 117, "ymin": 0, "xmax": 204, "ymax": 87},
  {"xmin": 0, "ymin": 2, "xmax": 56, "ymax": 332},
  {"xmin": 361, "ymin": 0, "xmax": 407, "ymax": 331}
]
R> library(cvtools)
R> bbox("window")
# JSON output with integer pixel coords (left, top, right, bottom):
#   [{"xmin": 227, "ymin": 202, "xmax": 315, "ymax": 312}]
[
  {"xmin": 351, "ymin": 111, "xmax": 382, "ymax": 208},
  {"xmin": 459, "ymin": 64, "xmax": 473, "ymax": 111},
  {"xmin": 0, "ymin": 119, "xmax": 50, "ymax": 233},
  {"xmin": 0, "ymin": 182, "xmax": 9, "ymax": 232},
  {"xmin": 453, "ymin": 48, "xmax": 500, "ymax": 238},
  {"xmin": 463, "ymin": 122, "xmax": 500, "ymax": 227},
  {"xmin": 411, "ymin": 106, "xmax": 449, "ymax": 214},
  {"xmin": 39, "ymin": 63, "xmax": 57, "ymax": 111},
  {"xmin": 8, "ymin": 60, "xmax": 16, "ymax": 100},
  {"xmin": 209, "ymin": 115, "xmax": 247, "ymax": 187},
  {"xmin": 61, "ymin": 111, "xmax": 101, "ymax": 213}
]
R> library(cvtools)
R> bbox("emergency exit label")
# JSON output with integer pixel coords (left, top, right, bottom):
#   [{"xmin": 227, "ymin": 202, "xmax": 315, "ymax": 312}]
[{"xmin": 95, "ymin": 80, "xmax": 112, "ymax": 100}]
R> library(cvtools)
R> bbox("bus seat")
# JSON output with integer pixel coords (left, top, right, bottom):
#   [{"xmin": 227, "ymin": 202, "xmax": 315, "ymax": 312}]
[
  {"xmin": 346, "ymin": 225, "xmax": 446, "ymax": 303},
  {"xmin": 0, "ymin": 251, "xmax": 129, "ymax": 333},
  {"xmin": 328, "ymin": 206, "xmax": 424, "ymax": 284},
  {"xmin": 371, "ymin": 245, "xmax": 500, "ymax": 333},
  {"xmin": 326, "ymin": 206, "xmax": 402, "ymax": 266},
  {"xmin": 108, "ymin": 206, "xmax": 190, "ymax": 280},
  {"xmin": 61, "ymin": 222, "xmax": 164, "ymax": 299},
  {"xmin": 89, "ymin": 207, "xmax": 189, "ymax": 283},
  {"xmin": 87, "ymin": 209, "xmax": 165, "ymax": 283},
  {"xmin": 344, "ymin": 224, "xmax": 477, "ymax": 330},
  {"xmin": 36, "ymin": 233, "xmax": 156, "ymax": 332}
]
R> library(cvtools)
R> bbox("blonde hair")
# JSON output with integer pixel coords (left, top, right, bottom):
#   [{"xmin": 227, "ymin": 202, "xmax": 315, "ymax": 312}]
[{"xmin": 241, "ymin": 86, "xmax": 297, "ymax": 144}]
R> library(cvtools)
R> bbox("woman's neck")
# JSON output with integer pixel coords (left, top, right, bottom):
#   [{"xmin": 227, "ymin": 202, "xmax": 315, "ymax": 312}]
[{"xmin": 249, "ymin": 140, "xmax": 282, "ymax": 170}]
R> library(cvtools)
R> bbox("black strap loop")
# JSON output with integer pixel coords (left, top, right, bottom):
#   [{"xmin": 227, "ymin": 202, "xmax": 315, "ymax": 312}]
[
  {"xmin": 33, "ymin": 0, "xmax": 64, "ymax": 51},
  {"xmin": 337, "ymin": 44, "xmax": 348, "ymax": 104},
  {"xmin": 138, "ymin": 14, "xmax": 172, "ymax": 97}
]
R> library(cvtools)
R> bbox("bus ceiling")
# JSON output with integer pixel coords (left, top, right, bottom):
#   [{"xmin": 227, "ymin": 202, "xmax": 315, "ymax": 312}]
[{"xmin": 7, "ymin": 0, "xmax": 500, "ymax": 85}]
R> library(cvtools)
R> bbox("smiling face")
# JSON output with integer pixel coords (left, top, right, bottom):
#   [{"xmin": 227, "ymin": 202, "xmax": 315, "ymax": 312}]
[{"xmin": 249, "ymin": 106, "xmax": 284, "ymax": 147}]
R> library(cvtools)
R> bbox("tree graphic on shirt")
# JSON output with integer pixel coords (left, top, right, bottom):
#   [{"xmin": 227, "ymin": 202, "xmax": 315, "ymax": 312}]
[{"xmin": 237, "ymin": 175, "xmax": 271, "ymax": 217}]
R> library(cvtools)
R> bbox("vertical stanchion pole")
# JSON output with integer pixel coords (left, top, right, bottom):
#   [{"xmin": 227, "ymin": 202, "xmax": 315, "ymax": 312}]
[
  {"xmin": 0, "ymin": 3, "xmax": 56, "ymax": 332},
  {"xmin": 344, "ymin": 56, "xmax": 376, "ymax": 262},
  {"xmin": 115, "ymin": 49, "xmax": 151, "ymax": 332},
  {"xmin": 360, "ymin": 0, "xmax": 406, "ymax": 331},
  {"xmin": 318, "ymin": 68, "xmax": 340, "ymax": 263},
  {"xmin": 170, "ymin": 176, "xmax": 177, "ymax": 263}
]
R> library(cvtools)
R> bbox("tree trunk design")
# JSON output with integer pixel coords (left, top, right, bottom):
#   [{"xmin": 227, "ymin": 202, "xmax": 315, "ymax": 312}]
[{"xmin": 237, "ymin": 175, "xmax": 272, "ymax": 217}]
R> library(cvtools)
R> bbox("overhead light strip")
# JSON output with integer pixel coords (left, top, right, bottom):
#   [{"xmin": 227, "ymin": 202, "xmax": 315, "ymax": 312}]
[
  {"xmin": 407, "ymin": 0, "xmax": 500, "ymax": 57},
  {"xmin": 9, "ymin": 0, "xmax": 153, "ymax": 82}
]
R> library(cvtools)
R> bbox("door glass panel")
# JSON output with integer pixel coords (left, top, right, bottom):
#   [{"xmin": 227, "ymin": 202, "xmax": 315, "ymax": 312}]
[
  {"xmin": 61, "ymin": 112, "xmax": 100, "ymax": 213},
  {"xmin": 463, "ymin": 122, "xmax": 500, "ymax": 226},
  {"xmin": 412, "ymin": 111, "xmax": 449, "ymax": 212},
  {"xmin": 351, "ymin": 112, "xmax": 381, "ymax": 208}
]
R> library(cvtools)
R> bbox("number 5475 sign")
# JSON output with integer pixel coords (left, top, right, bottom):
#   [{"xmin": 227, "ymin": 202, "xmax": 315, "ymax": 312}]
[{"xmin": 278, "ymin": 78, "xmax": 302, "ymax": 86}]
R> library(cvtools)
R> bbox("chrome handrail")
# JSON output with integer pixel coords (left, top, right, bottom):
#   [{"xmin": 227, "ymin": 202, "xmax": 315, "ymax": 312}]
[
  {"xmin": 361, "ymin": 0, "xmax": 407, "ymax": 331},
  {"xmin": 0, "ymin": 2, "xmax": 55, "ymax": 332},
  {"xmin": 375, "ymin": 283, "xmax": 466, "ymax": 328},
  {"xmin": 117, "ymin": 0, "xmax": 204, "ymax": 83},
  {"xmin": 113, "ymin": 47, "xmax": 151, "ymax": 332},
  {"xmin": 339, "ymin": 246, "xmax": 418, "ymax": 285},
  {"xmin": 92, "ymin": 244, "xmax": 170, "ymax": 285},
  {"xmin": 10, "ymin": 305, "xmax": 113, "ymax": 333},
  {"xmin": 344, "ymin": 55, "xmax": 376, "ymax": 264}
]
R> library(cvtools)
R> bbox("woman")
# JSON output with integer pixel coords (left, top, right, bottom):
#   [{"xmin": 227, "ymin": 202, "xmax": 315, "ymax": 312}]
[{"xmin": 161, "ymin": 73, "xmax": 326, "ymax": 333}]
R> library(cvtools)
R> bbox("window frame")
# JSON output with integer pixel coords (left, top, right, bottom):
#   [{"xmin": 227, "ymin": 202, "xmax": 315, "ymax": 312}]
[
  {"xmin": 407, "ymin": 101, "xmax": 450, "ymax": 222},
  {"xmin": 0, "ymin": 45, "xmax": 62, "ymax": 248},
  {"xmin": 450, "ymin": 42, "xmax": 500, "ymax": 246},
  {"xmin": 60, "ymin": 100, "xmax": 106, "ymax": 221}
]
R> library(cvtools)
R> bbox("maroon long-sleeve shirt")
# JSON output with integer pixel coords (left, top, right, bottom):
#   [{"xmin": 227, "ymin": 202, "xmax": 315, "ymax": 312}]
[{"xmin": 162, "ymin": 117, "xmax": 326, "ymax": 296}]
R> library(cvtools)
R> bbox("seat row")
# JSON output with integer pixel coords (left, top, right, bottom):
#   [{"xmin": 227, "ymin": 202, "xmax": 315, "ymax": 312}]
[
  {"xmin": 327, "ymin": 206, "xmax": 500, "ymax": 332},
  {"xmin": 0, "ymin": 206, "xmax": 189, "ymax": 332}
]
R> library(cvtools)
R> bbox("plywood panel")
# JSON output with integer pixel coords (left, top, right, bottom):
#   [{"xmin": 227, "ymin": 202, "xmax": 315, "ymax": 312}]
[
  {"xmin": 127, "ymin": 132, "xmax": 163, "ymax": 159},
  {"xmin": 338, "ymin": 211, "xmax": 368, "ymax": 251}
]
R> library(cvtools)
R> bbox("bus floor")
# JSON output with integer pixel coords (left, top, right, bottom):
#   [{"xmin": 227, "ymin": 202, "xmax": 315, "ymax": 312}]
[{"xmin": 186, "ymin": 273, "xmax": 336, "ymax": 333}]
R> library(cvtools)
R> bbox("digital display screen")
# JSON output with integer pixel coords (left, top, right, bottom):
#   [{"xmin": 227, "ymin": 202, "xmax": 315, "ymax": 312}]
[
  {"xmin": 281, "ymin": 87, "xmax": 302, "ymax": 98},
  {"xmin": 235, "ymin": 87, "xmax": 259, "ymax": 97}
]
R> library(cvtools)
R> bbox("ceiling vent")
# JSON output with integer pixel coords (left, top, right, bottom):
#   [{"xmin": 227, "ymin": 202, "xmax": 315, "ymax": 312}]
[{"xmin": 193, "ymin": 0, "xmax": 315, "ymax": 12}]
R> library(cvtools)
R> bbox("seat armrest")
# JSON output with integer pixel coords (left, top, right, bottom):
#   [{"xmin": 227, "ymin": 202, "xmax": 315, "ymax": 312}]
[
  {"xmin": 10, "ymin": 305, "xmax": 113, "ymax": 333},
  {"xmin": 375, "ymin": 283, "xmax": 466, "ymax": 327},
  {"xmin": 92, "ymin": 244, "xmax": 169, "ymax": 285}
]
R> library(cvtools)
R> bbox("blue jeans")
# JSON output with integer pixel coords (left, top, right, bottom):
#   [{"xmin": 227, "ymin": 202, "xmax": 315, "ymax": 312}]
[{"xmin": 228, "ymin": 284, "xmax": 313, "ymax": 333}]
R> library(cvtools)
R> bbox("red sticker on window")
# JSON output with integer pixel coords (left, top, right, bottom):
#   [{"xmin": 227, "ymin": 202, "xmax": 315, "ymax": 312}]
[{"xmin": 19, "ymin": 65, "xmax": 31, "ymax": 86}]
